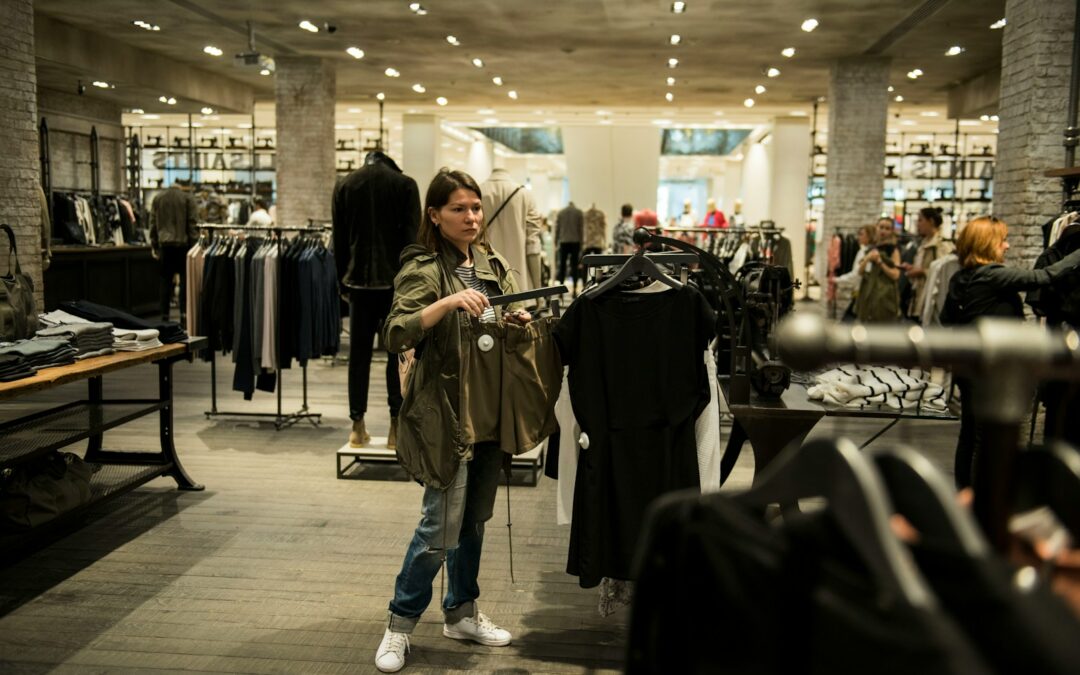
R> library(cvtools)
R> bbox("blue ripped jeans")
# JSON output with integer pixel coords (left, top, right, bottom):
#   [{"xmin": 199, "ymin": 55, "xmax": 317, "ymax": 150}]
[{"xmin": 388, "ymin": 443, "xmax": 505, "ymax": 633}]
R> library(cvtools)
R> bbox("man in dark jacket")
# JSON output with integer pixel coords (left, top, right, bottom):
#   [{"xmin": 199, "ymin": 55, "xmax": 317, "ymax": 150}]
[
  {"xmin": 332, "ymin": 151, "xmax": 421, "ymax": 449},
  {"xmin": 150, "ymin": 183, "xmax": 198, "ymax": 321}
]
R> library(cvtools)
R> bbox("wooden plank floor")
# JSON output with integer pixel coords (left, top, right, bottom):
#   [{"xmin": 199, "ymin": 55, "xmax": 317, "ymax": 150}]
[{"xmin": 0, "ymin": 340, "xmax": 962, "ymax": 673}]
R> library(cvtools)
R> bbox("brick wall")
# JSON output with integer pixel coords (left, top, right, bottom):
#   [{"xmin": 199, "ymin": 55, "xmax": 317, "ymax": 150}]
[
  {"xmin": 822, "ymin": 58, "xmax": 891, "ymax": 248},
  {"xmin": 995, "ymin": 0, "xmax": 1076, "ymax": 269},
  {"xmin": 275, "ymin": 57, "xmax": 336, "ymax": 229},
  {"xmin": 0, "ymin": 0, "xmax": 43, "ymax": 308}
]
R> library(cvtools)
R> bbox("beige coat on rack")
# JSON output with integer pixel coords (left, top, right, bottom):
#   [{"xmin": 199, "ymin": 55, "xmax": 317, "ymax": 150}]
[{"xmin": 480, "ymin": 167, "xmax": 543, "ymax": 291}]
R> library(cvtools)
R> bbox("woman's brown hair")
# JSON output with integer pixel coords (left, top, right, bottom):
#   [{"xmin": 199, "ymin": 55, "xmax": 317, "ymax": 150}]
[
  {"xmin": 417, "ymin": 168, "xmax": 483, "ymax": 252},
  {"xmin": 956, "ymin": 216, "xmax": 1008, "ymax": 268}
]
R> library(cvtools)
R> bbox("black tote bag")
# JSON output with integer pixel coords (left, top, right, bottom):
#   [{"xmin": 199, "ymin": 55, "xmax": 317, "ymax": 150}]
[{"xmin": 0, "ymin": 223, "xmax": 39, "ymax": 341}]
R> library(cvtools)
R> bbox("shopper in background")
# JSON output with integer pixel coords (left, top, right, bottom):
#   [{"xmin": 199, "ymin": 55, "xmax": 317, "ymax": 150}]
[
  {"xmin": 854, "ymin": 218, "xmax": 902, "ymax": 323},
  {"xmin": 834, "ymin": 223, "xmax": 876, "ymax": 321},
  {"xmin": 942, "ymin": 216, "xmax": 1080, "ymax": 489},
  {"xmin": 611, "ymin": 203, "xmax": 635, "ymax": 254},
  {"xmin": 375, "ymin": 169, "xmax": 528, "ymax": 673},
  {"xmin": 149, "ymin": 182, "xmax": 198, "ymax": 322},
  {"xmin": 246, "ymin": 198, "xmax": 272, "ymax": 227},
  {"xmin": 480, "ymin": 167, "xmax": 542, "ymax": 292},
  {"xmin": 903, "ymin": 207, "xmax": 952, "ymax": 322}
]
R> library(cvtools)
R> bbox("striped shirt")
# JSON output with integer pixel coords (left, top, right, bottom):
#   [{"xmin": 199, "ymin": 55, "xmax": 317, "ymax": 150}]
[{"xmin": 455, "ymin": 264, "xmax": 498, "ymax": 322}]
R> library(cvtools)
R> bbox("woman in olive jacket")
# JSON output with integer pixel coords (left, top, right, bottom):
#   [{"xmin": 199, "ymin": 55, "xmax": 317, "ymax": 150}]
[{"xmin": 374, "ymin": 169, "xmax": 528, "ymax": 673}]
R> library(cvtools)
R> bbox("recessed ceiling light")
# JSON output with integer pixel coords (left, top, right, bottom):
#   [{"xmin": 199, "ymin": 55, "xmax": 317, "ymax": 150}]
[
  {"xmin": 888, "ymin": 85, "xmax": 895, "ymax": 92},
  {"xmin": 670, "ymin": 34, "xmax": 682, "ymax": 45},
  {"xmin": 907, "ymin": 68, "xmax": 923, "ymax": 79},
  {"xmin": 260, "ymin": 68, "xmax": 271, "ymax": 76},
  {"xmin": 990, "ymin": 18, "xmax": 1006, "ymax": 29},
  {"xmin": 744, "ymin": 98, "xmax": 755, "ymax": 108},
  {"xmin": 347, "ymin": 107, "xmax": 363, "ymax": 113},
  {"xmin": 959, "ymin": 119, "xmax": 980, "ymax": 126},
  {"xmin": 92, "ymin": 80, "xmax": 111, "ymax": 89},
  {"xmin": 901, "ymin": 120, "xmax": 916, "ymax": 126},
  {"xmin": 238, "ymin": 122, "xmax": 252, "ymax": 128},
  {"xmin": 446, "ymin": 35, "xmax": 459, "ymax": 46},
  {"xmin": 895, "ymin": 95, "xmax": 904, "ymax": 102},
  {"xmin": 409, "ymin": 2, "xmax": 421, "ymax": 10},
  {"xmin": 415, "ymin": 8, "xmax": 428, "ymax": 15},
  {"xmin": 492, "ymin": 76, "xmax": 504, "ymax": 86},
  {"xmin": 483, "ymin": 118, "xmax": 499, "ymax": 125},
  {"xmin": 335, "ymin": 124, "xmax": 355, "ymax": 130},
  {"xmin": 141, "ymin": 113, "xmax": 160, "ymax": 119},
  {"xmin": 412, "ymin": 83, "xmax": 426, "ymax": 93},
  {"xmin": 790, "ymin": 111, "xmax": 808, "ymax": 116},
  {"xmin": 781, "ymin": 47, "xmax": 796, "ymax": 58},
  {"xmin": 665, "ymin": 92, "xmax": 674, "ymax": 102},
  {"xmin": 347, "ymin": 47, "xmax": 365, "ymax": 59},
  {"xmin": 714, "ymin": 110, "xmax": 724, "ymax": 116},
  {"xmin": 158, "ymin": 95, "xmax": 167, "ymax": 103},
  {"xmin": 767, "ymin": 67, "xmax": 781, "ymax": 78},
  {"xmin": 376, "ymin": 92, "xmax": 386, "ymax": 101},
  {"xmin": 201, "ymin": 107, "xmax": 214, "ymax": 115},
  {"xmin": 595, "ymin": 110, "xmax": 611, "ymax": 116},
  {"xmin": 920, "ymin": 111, "xmax": 939, "ymax": 117},
  {"xmin": 945, "ymin": 45, "xmax": 964, "ymax": 56},
  {"xmin": 131, "ymin": 108, "xmax": 144, "ymax": 114},
  {"xmin": 298, "ymin": 20, "xmax": 319, "ymax": 33},
  {"xmin": 132, "ymin": 20, "xmax": 160, "ymax": 31},
  {"xmin": 508, "ymin": 90, "xmax": 519, "ymax": 100},
  {"xmin": 668, "ymin": 58, "xmax": 679, "ymax": 68},
  {"xmin": 385, "ymin": 67, "xmax": 400, "ymax": 77},
  {"xmin": 168, "ymin": 97, "xmax": 176, "ymax": 105},
  {"xmin": 667, "ymin": 76, "xmax": 676, "ymax": 86},
  {"xmin": 652, "ymin": 119, "xmax": 672, "ymax": 126},
  {"xmin": 472, "ymin": 58, "xmax": 484, "ymax": 68},
  {"xmin": 478, "ymin": 108, "xmax": 495, "ymax": 114},
  {"xmin": 990, "ymin": 114, "xmax": 999, "ymax": 121},
  {"xmin": 671, "ymin": 2, "xmax": 686, "ymax": 14},
  {"xmin": 203, "ymin": 45, "xmax": 223, "ymax": 56},
  {"xmin": 755, "ymin": 85, "xmax": 766, "ymax": 94},
  {"xmin": 801, "ymin": 18, "xmax": 818, "ymax": 32},
  {"xmin": 436, "ymin": 96, "xmax": 448, "ymax": 106}
]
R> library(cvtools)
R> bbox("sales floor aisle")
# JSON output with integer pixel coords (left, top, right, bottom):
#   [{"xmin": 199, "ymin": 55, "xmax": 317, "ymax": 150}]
[{"xmin": 0, "ymin": 351, "xmax": 961, "ymax": 674}]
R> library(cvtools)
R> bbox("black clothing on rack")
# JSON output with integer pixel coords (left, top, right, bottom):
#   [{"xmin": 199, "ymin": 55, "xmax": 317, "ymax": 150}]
[{"xmin": 59, "ymin": 300, "xmax": 187, "ymax": 343}]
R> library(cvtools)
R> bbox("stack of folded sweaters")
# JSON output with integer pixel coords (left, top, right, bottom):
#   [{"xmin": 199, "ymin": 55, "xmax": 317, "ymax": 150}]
[
  {"xmin": 0, "ymin": 353, "xmax": 35, "ymax": 382},
  {"xmin": 0, "ymin": 339, "xmax": 78, "ymax": 371},
  {"xmin": 35, "ymin": 323, "xmax": 115, "ymax": 360},
  {"xmin": 58, "ymin": 300, "xmax": 187, "ymax": 344},
  {"xmin": 39, "ymin": 310, "xmax": 164, "ymax": 352}
]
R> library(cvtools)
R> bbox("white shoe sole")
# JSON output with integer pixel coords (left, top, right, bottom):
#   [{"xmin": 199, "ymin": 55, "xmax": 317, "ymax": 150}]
[
  {"xmin": 375, "ymin": 656, "xmax": 405, "ymax": 673},
  {"xmin": 442, "ymin": 626, "xmax": 511, "ymax": 647}
]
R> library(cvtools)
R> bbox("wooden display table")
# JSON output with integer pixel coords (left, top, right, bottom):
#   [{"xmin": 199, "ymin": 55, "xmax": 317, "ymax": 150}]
[{"xmin": 0, "ymin": 339, "xmax": 206, "ymax": 558}]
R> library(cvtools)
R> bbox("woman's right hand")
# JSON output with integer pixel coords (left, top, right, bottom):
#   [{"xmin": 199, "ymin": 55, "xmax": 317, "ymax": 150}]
[{"xmin": 445, "ymin": 289, "xmax": 491, "ymax": 318}]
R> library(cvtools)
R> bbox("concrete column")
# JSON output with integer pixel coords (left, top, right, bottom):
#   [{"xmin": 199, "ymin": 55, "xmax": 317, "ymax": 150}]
[
  {"xmin": 995, "ymin": 0, "xmax": 1077, "ymax": 269},
  {"xmin": 494, "ymin": 156, "xmax": 529, "ymax": 185},
  {"xmin": 768, "ymin": 117, "xmax": 812, "ymax": 283},
  {"xmin": 820, "ymin": 57, "xmax": 891, "ymax": 275},
  {"xmin": 0, "ymin": 0, "xmax": 43, "ymax": 307},
  {"xmin": 275, "ymin": 57, "xmax": 335, "ymax": 228},
  {"xmin": 741, "ymin": 141, "xmax": 771, "ymax": 225},
  {"xmin": 403, "ymin": 114, "xmax": 439, "ymax": 197},
  {"xmin": 563, "ymin": 126, "xmax": 661, "ymax": 219},
  {"xmin": 723, "ymin": 157, "xmax": 744, "ymax": 219},
  {"xmin": 466, "ymin": 138, "xmax": 495, "ymax": 183}
]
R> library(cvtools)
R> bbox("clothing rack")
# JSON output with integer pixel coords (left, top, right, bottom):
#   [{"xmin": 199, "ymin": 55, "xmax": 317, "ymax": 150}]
[
  {"xmin": 197, "ymin": 223, "xmax": 331, "ymax": 430},
  {"xmin": 488, "ymin": 285, "xmax": 569, "ymax": 317},
  {"xmin": 581, "ymin": 251, "xmax": 699, "ymax": 286}
]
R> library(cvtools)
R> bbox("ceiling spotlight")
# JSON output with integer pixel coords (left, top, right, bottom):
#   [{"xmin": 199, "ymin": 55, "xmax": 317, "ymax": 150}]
[
  {"xmin": 298, "ymin": 20, "xmax": 319, "ymax": 33},
  {"xmin": 767, "ymin": 67, "xmax": 781, "ymax": 77},
  {"xmin": 346, "ymin": 47, "xmax": 365, "ymax": 59},
  {"xmin": 990, "ymin": 114, "xmax": 999, "ymax": 122},
  {"xmin": 167, "ymin": 97, "xmax": 176, "ymax": 105},
  {"xmin": 990, "ymin": 18, "xmax": 1006, "ymax": 29},
  {"xmin": 801, "ymin": 18, "xmax": 818, "ymax": 32},
  {"xmin": 412, "ymin": 83, "xmax": 426, "ymax": 93},
  {"xmin": 203, "ymin": 45, "xmax": 223, "ymax": 56},
  {"xmin": 260, "ymin": 68, "xmax": 271, "ymax": 76},
  {"xmin": 131, "ymin": 108, "xmax": 144, "ymax": 114},
  {"xmin": 895, "ymin": 95, "xmax": 904, "ymax": 102},
  {"xmin": 945, "ymin": 45, "xmax": 964, "ymax": 56},
  {"xmin": 781, "ymin": 47, "xmax": 796, "ymax": 58},
  {"xmin": 436, "ymin": 96, "xmax": 448, "ymax": 106},
  {"xmin": 416, "ymin": 8, "xmax": 427, "ymax": 15},
  {"xmin": 670, "ymin": 34, "xmax": 682, "ymax": 45},
  {"xmin": 472, "ymin": 58, "xmax": 484, "ymax": 68},
  {"xmin": 492, "ymin": 76, "xmax": 504, "ymax": 86},
  {"xmin": 385, "ymin": 67, "xmax": 400, "ymax": 77},
  {"xmin": 790, "ymin": 110, "xmax": 808, "ymax": 116},
  {"xmin": 376, "ymin": 92, "xmax": 386, "ymax": 101},
  {"xmin": 92, "ymin": 80, "xmax": 111, "ymax": 89},
  {"xmin": 158, "ymin": 96, "xmax": 167, "ymax": 103},
  {"xmin": 665, "ymin": 92, "xmax": 674, "ymax": 102},
  {"xmin": 446, "ymin": 35, "xmax": 459, "ymax": 46},
  {"xmin": 980, "ymin": 114, "xmax": 990, "ymax": 121},
  {"xmin": 920, "ymin": 111, "xmax": 939, "ymax": 117},
  {"xmin": 755, "ymin": 85, "xmax": 766, "ymax": 94},
  {"xmin": 132, "ymin": 20, "xmax": 160, "ymax": 31},
  {"xmin": 671, "ymin": 2, "xmax": 686, "ymax": 14},
  {"xmin": 478, "ymin": 108, "xmax": 495, "ymax": 114},
  {"xmin": 668, "ymin": 58, "xmax": 679, "ymax": 68},
  {"xmin": 744, "ymin": 98, "xmax": 755, "ymax": 108},
  {"xmin": 888, "ymin": 85, "xmax": 894, "ymax": 92},
  {"xmin": 508, "ymin": 90, "xmax": 519, "ymax": 100},
  {"xmin": 667, "ymin": 76, "xmax": 676, "ymax": 86},
  {"xmin": 907, "ymin": 68, "xmax": 923, "ymax": 79},
  {"xmin": 201, "ymin": 107, "xmax": 214, "ymax": 114}
]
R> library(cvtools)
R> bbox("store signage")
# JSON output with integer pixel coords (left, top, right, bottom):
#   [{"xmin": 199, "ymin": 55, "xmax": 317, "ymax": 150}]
[
  {"xmin": 888, "ymin": 158, "xmax": 994, "ymax": 181},
  {"xmin": 147, "ymin": 151, "xmax": 275, "ymax": 171}
]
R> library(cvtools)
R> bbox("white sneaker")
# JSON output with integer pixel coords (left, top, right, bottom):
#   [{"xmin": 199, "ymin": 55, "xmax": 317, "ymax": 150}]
[
  {"xmin": 375, "ymin": 628, "xmax": 409, "ymax": 673},
  {"xmin": 442, "ymin": 611, "xmax": 512, "ymax": 646}
]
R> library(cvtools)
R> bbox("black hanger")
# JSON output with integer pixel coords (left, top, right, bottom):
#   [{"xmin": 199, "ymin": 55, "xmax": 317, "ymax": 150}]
[
  {"xmin": 1014, "ymin": 442, "xmax": 1080, "ymax": 538},
  {"xmin": 736, "ymin": 438, "xmax": 936, "ymax": 608},
  {"xmin": 869, "ymin": 444, "xmax": 988, "ymax": 558},
  {"xmin": 584, "ymin": 249, "xmax": 682, "ymax": 298}
]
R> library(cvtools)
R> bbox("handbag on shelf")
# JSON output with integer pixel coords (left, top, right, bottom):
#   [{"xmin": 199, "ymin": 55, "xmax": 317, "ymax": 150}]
[
  {"xmin": 0, "ymin": 223, "xmax": 39, "ymax": 341},
  {"xmin": 0, "ymin": 452, "xmax": 95, "ymax": 531}
]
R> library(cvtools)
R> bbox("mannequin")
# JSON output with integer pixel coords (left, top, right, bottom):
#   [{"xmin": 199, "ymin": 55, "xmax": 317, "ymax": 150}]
[
  {"xmin": 701, "ymin": 198, "xmax": 728, "ymax": 229},
  {"xmin": 731, "ymin": 199, "xmax": 745, "ymax": 228},
  {"xmin": 583, "ymin": 202, "xmax": 607, "ymax": 260},
  {"xmin": 678, "ymin": 199, "xmax": 696, "ymax": 227},
  {"xmin": 332, "ymin": 150, "xmax": 421, "ymax": 449}
]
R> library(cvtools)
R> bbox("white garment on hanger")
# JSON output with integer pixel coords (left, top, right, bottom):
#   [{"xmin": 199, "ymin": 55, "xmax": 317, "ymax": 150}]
[{"xmin": 728, "ymin": 242, "xmax": 750, "ymax": 273}]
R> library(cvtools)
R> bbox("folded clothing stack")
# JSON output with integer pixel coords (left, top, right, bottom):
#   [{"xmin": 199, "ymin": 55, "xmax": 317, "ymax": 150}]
[
  {"xmin": 113, "ymin": 327, "xmax": 163, "ymax": 352},
  {"xmin": 35, "ymin": 322, "xmax": 115, "ymax": 360},
  {"xmin": 0, "ymin": 339, "xmax": 78, "ymax": 370},
  {"xmin": 58, "ymin": 300, "xmax": 188, "ymax": 344},
  {"xmin": 0, "ymin": 353, "xmax": 35, "ymax": 382}
]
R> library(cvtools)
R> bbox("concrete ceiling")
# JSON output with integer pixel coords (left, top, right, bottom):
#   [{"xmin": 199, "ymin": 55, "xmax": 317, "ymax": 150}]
[{"xmin": 33, "ymin": 0, "xmax": 1007, "ymax": 117}]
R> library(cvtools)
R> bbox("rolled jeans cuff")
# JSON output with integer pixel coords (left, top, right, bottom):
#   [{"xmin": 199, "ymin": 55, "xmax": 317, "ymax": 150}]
[
  {"xmin": 443, "ymin": 600, "xmax": 476, "ymax": 625},
  {"xmin": 388, "ymin": 610, "xmax": 419, "ymax": 634}
]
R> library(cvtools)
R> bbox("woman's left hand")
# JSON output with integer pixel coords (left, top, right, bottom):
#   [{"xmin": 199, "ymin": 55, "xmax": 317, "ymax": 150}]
[{"xmin": 504, "ymin": 309, "xmax": 532, "ymax": 325}]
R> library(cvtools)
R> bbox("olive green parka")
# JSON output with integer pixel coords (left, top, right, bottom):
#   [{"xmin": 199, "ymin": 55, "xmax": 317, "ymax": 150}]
[{"xmin": 383, "ymin": 239, "xmax": 522, "ymax": 488}]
